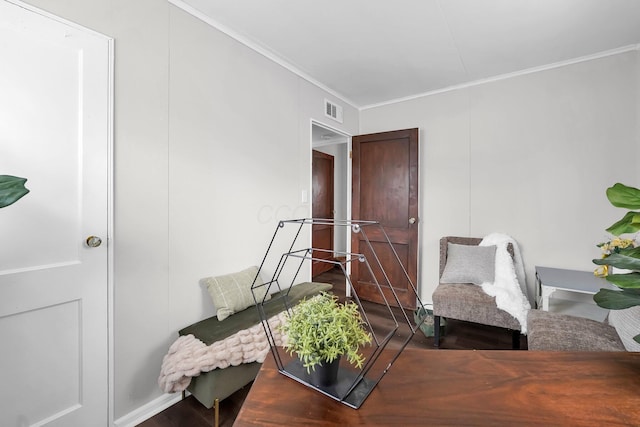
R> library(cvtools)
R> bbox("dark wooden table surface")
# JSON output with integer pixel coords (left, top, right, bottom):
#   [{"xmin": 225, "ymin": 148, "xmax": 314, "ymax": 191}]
[{"xmin": 233, "ymin": 348, "xmax": 640, "ymax": 426}]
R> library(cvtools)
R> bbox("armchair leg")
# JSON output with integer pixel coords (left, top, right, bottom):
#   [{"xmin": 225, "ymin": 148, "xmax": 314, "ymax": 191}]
[
  {"xmin": 434, "ymin": 315, "xmax": 441, "ymax": 348},
  {"xmin": 512, "ymin": 330, "xmax": 521, "ymax": 350}
]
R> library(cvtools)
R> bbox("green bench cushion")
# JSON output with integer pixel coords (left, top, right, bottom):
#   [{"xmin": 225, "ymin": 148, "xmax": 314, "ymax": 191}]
[{"xmin": 179, "ymin": 281, "xmax": 332, "ymax": 345}]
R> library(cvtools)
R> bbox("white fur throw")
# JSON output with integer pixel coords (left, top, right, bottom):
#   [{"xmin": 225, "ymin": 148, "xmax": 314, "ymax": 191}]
[
  {"xmin": 158, "ymin": 311, "xmax": 288, "ymax": 393},
  {"xmin": 480, "ymin": 233, "xmax": 531, "ymax": 333}
]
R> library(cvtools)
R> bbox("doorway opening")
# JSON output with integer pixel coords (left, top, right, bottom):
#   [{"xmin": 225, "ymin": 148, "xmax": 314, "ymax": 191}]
[{"xmin": 310, "ymin": 121, "xmax": 351, "ymax": 279}]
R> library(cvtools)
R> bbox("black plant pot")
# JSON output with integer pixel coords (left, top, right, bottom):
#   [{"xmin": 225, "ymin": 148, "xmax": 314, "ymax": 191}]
[{"xmin": 310, "ymin": 356, "xmax": 341, "ymax": 387}]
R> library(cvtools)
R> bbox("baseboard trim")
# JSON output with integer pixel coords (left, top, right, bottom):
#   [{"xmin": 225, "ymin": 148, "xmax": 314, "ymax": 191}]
[{"xmin": 113, "ymin": 393, "xmax": 182, "ymax": 427}]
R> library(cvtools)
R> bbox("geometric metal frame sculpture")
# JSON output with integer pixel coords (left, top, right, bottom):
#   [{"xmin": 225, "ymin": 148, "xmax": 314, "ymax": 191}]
[{"xmin": 252, "ymin": 218, "xmax": 426, "ymax": 409}]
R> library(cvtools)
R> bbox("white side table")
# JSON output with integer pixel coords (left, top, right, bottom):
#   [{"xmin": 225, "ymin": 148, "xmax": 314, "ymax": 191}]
[{"xmin": 535, "ymin": 266, "xmax": 616, "ymax": 311}]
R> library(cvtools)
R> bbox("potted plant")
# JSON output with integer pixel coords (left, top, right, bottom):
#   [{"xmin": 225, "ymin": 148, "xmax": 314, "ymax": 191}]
[
  {"xmin": 0, "ymin": 175, "xmax": 29, "ymax": 208},
  {"xmin": 592, "ymin": 183, "xmax": 640, "ymax": 343},
  {"xmin": 279, "ymin": 291, "xmax": 372, "ymax": 386}
]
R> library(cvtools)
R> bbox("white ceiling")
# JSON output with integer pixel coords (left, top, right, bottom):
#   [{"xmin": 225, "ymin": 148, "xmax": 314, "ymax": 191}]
[{"xmin": 176, "ymin": 0, "xmax": 640, "ymax": 108}]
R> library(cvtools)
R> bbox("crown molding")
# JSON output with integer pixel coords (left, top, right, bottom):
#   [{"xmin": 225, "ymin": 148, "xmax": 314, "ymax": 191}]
[
  {"xmin": 361, "ymin": 44, "xmax": 640, "ymax": 111},
  {"xmin": 167, "ymin": 1, "xmax": 640, "ymax": 113},
  {"xmin": 168, "ymin": 0, "xmax": 359, "ymax": 110}
]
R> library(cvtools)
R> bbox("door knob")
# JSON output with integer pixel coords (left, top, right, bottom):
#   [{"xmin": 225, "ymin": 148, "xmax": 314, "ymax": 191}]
[
  {"xmin": 409, "ymin": 217, "xmax": 416, "ymax": 225},
  {"xmin": 86, "ymin": 236, "xmax": 103, "ymax": 248}
]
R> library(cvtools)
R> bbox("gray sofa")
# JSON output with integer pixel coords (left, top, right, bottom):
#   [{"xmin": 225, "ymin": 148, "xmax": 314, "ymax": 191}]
[{"xmin": 527, "ymin": 306, "xmax": 640, "ymax": 351}]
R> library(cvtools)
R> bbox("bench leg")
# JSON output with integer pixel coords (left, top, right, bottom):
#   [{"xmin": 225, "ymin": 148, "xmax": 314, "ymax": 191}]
[
  {"xmin": 213, "ymin": 398, "xmax": 219, "ymax": 427},
  {"xmin": 512, "ymin": 330, "xmax": 521, "ymax": 350},
  {"xmin": 434, "ymin": 315, "xmax": 441, "ymax": 348}
]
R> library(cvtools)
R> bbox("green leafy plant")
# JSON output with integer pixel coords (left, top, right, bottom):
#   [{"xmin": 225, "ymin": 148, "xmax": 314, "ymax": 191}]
[
  {"xmin": 280, "ymin": 291, "xmax": 372, "ymax": 372},
  {"xmin": 0, "ymin": 175, "xmax": 29, "ymax": 208},
  {"xmin": 593, "ymin": 183, "xmax": 640, "ymax": 343}
]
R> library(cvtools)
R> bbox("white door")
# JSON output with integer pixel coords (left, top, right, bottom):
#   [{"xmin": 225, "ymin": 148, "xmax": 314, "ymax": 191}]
[{"xmin": 0, "ymin": 2, "xmax": 111, "ymax": 426}]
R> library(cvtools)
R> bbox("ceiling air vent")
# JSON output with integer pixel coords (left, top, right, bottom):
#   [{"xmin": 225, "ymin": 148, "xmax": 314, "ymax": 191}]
[{"xmin": 324, "ymin": 99, "xmax": 343, "ymax": 123}]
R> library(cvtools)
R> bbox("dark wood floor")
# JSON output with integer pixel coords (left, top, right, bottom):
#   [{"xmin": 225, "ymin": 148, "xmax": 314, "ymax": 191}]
[{"xmin": 139, "ymin": 267, "xmax": 527, "ymax": 427}]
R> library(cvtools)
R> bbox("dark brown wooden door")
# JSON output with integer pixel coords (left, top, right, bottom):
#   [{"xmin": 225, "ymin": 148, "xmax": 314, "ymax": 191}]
[
  {"xmin": 351, "ymin": 128, "xmax": 419, "ymax": 309},
  {"xmin": 312, "ymin": 150, "xmax": 335, "ymax": 277}
]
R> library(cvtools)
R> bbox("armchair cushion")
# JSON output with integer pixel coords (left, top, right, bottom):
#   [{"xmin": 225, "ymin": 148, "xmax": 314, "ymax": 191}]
[
  {"xmin": 433, "ymin": 283, "xmax": 521, "ymax": 330},
  {"xmin": 440, "ymin": 243, "xmax": 497, "ymax": 285},
  {"xmin": 527, "ymin": 309, "xmax": 624, "ymax": 351}
]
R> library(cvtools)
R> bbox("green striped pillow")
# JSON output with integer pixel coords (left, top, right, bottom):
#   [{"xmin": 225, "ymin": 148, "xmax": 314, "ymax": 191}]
[{"xmin": 201, "ymin": 266, "xmax": 270, "ymax": 321}]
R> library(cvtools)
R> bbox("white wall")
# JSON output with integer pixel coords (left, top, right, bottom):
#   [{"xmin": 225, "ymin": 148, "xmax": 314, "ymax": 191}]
[
  {"xmin": 12, "ymin": 0, "xmax": 640, "ymax": 422},
  {"xmin": 166, "ymin": 4, "xmax": 358, "ymax": 345},
  {"xmin": 165, "ymin": 9, "xmax": 359, "ymax": 423},
  {"xmin": 360, "ymin": 51, "xmax": 639, "ymax": 305},
  {"xmin": 21, "ymin": 0, "xmax": 358, "ymax": 423}
]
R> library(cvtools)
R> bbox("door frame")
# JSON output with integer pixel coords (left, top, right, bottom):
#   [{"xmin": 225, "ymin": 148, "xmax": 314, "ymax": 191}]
[
  {"xmin": 9, "ymin": 1, "xmax": 115, "ymax": 424},
  {"xmin": 310, "ymin": 120, "xmax": 352, "ymax": 277}
]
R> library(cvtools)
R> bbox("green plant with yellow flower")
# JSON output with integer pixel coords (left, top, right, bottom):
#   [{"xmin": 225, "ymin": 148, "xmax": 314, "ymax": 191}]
[
  {"xmin": 592, "ymin": 183, "xmax": 640, "ymax": 344},
  {"xmin": 594, "ymin": 236, "xmax": 636, "ymax": 277}
]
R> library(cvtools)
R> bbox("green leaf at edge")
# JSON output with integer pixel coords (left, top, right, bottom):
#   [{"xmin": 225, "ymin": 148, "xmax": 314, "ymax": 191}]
[
  {"xmin": 594, "ymin": 288, "xmax": 640, "ymax": 309},
  {"xmin": 606, "ymin": 183, "xmax": 640, "ymax": 209},
  {"xmin": 618, "ymin": 246, "xmax": 640, "ymax": 257},
  {"xmin": 606, "ymin": 211, "xmax": 640, "ymax": 235},
  {"xmin": 0, "ymin": 175, "xmax": 29, "ymax": 208},
  {"xmin": 605, "ymin": 273, "xmax": 640, "ymax": 289},
  {"xmin": 593, "ymin": 253, "xmax": 640, "ymax": 271}
]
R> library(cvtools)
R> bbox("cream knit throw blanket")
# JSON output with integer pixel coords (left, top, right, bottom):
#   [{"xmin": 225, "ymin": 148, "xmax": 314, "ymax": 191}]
[
  {"xmin": 479, "ymin": 233, "xmax": 531, "ymax": 334},
  {"xmin": 158, "ymin": 311, "xmax": 288, "ymax": 393}
]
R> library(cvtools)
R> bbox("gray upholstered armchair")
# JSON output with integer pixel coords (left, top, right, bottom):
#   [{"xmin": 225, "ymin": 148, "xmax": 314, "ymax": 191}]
[{"xmin": 432, "ymin": 236, "xmax": 522, "ymax": 349}]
